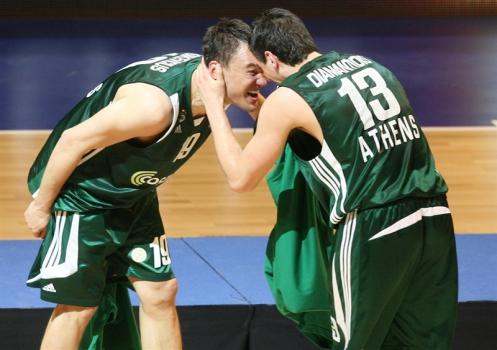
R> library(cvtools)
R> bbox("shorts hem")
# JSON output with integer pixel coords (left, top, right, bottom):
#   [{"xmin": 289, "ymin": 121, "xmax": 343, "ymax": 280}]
[
  {"xmin": 40, "ymin": 292, "xmax": 100, "ymax": 307},
  {"xmin": 127, "ymin": 271, "xmax": 175, "ymax": 282}
]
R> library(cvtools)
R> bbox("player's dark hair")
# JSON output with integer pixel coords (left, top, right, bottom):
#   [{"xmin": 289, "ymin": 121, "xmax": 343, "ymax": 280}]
[
  {"xmin": 250, "ymin": 8, "xmax": 318, "ymax": 65},
  {"xmin": 202, "ymin": 18, "xmax": 251, "ymax": 66}
]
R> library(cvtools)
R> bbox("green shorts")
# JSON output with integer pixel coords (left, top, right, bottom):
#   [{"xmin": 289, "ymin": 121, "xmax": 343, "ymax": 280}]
[
  {"xmin": 329, "ymin": 195, "xmax": 458, "ymax": 350},
  {"xmin": 26, "ymin": 193, "xmax": 174, "ymax": 307}
]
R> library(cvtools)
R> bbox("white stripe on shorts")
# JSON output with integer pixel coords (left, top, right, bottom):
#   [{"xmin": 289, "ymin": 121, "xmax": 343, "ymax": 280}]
[
  {"xmin": 27, "ymin": 212, "xmax": 80, "ymax": 283},
  {"xmin": 41, "ymin": 210, "xmax": 62, "ymax": 270},
  {"xmin": 331, "ymin": 210, "xmax": 357, "ymax": 349},
  {"xmin": 369, "ymin": 206, "xmax": 451, "ymax": 241}
]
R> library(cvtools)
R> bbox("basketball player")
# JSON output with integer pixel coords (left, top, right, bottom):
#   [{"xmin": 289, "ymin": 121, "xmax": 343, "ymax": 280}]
[
  {"xmin": 24, "ymin": 19, "xmax": 266, "ymax": 350},
  {"xmin": 195, "ymin": 9, "xmax": 458, "ymax": 350}
]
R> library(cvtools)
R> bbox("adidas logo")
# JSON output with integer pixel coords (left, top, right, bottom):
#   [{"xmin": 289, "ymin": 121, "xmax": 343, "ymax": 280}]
[
  {"xmin": 193, "ymin": 117, "xmax": 205, "ymax": 127},
  {"xmin": 178, "ymin": 110, "xmax": 186, "ymax": 123},
  {"xmin": 42, "ymin": 283, "xmax": 56, "ymax": 293},
  {"xmin": 174, "ymin": 125, "xmax": 182, "ymax": 134}
]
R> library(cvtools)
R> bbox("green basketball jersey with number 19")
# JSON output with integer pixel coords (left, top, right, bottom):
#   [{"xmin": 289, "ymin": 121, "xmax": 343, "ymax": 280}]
[
  {"xmin": 281, "ymin": 52, "xmax": 447, "ymax": 224},
  {"xmin": 28, "ymin": 53, "xmax": 210, "ymax": 212}
]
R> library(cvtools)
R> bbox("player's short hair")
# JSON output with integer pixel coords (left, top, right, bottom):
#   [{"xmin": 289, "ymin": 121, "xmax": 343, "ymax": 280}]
[
  {"xmin": 250, "ymin": 8, "xmax": 318, "ymax": 65},
  {"xmin": 202, "ymin": 18, "xmax": 251, "ymax": 66}
]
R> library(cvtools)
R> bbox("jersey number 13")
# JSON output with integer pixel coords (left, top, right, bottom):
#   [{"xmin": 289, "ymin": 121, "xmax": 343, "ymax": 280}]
[{"xmin": 337, "ymin": 67, "xmax": 401, "ymax": 129}]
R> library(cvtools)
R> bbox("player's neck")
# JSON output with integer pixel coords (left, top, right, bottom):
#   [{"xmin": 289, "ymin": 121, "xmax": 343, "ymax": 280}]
[
  {"xmin": 191, "ymin": 71, "xmax": 229, "ymax": 117},
  {"xmin": 190, "ymin": 89, "xmax": 205, "ymax": 117},
  {"xmin": 292, "ymin": 51, "xmax": 321, "ymax": 75},
  {"xmin": 271, "ymin": 52, "xmax": 321, "ymax": 83},
  {"xmin": 190, "ymin": 72, "xmax": 207, "ymax": 117}
]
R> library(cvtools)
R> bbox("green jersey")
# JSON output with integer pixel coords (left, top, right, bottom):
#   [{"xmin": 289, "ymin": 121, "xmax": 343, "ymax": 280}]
[
  {"xmin": 28, "ymin": 53, "xmax": 210, "ymax": 211},
  {"xmin": 265, "ymin": 144, "xmax": 334, "ymax": 348},
  {"xmin": 281, "ymin": 51, "xmax": 447, "ymax": 224}
]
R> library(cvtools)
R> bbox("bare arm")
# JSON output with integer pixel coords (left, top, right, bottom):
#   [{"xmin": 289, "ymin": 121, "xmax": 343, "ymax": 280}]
[
  {"xmin": 194, "ymin": 62, "xmax": 319, "ymax": 192},
  {"xmin": 25, "ymin": 83, "xmax": 173, "ymax": 237}
]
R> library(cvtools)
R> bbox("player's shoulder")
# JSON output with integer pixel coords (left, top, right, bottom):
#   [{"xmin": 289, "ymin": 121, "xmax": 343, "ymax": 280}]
[
  {"xmin": 116, "ymin": 83, "xmax": 172, "ymax": 120},
  {"xmin": 260, "ymin": 87, "xmax": 311, "ymax": 127},
  {"xmin": 261, "ymin": 88, "xmax": 291, "ymax": 116},
  {"xmin": 265, "ymin": 86, "xmax": 307, "ymax": 110},
  {"xmin": 267, "ymin": 86, "xmax": 302, "ymax": 102},
  {"xmin": 117, "ymin": 82, "xmax": 168, "ymax": 100}
]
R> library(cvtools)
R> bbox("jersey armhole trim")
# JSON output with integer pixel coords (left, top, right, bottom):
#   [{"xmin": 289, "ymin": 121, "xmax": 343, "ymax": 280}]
[{"xmin": 155, "ymin": 93, "xmax": 179, "ymax": 143}]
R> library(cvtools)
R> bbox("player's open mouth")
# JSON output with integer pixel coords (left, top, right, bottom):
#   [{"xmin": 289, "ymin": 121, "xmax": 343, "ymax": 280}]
[{"xmin": 247, "ymin": 91, "xmax": 258, "ymax": 98}]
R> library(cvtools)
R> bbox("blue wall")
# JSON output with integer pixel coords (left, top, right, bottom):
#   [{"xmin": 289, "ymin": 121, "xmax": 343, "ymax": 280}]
[{"xmin": 1, "ymin": 17, "xmax": 496, "ymax": 129}]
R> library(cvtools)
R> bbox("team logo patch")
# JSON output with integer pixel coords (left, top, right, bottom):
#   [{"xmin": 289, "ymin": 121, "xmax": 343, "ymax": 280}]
[
  {"xmin": 131, "ymin": 248, "xmax": 148, "ymax": 263},
  {"xmin": 131, "ymin": 171, "xmax": 167, "ymax": 186}
]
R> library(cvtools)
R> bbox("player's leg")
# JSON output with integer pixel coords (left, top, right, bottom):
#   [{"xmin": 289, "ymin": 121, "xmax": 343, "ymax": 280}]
[
  {"xmin": 381, "ymin": 205, "xmax": 458, "ymax": 350},
  {"xmin": 343, "ymin": 195, "xmax": 457, "ymax": 349},
  {"xmin": 328, "ymin": 208, "xmax": 424, "ymax": 350},
  {"xmin": 118, "ymin": 192, "xmax": 181, "ymax": 349},
  {"xmin": 40, "ymin": 304, "xmax": 97, "ymax": 350},
  {"xmin": 130, "ymin": 277, "xmax": 181, "ymax": 350}
]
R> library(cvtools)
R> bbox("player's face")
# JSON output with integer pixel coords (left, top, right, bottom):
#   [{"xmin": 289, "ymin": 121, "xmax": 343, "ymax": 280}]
[
  {"xmin": 223, "ymin": 43, "xmax": 267, "ymax": 112},
  {"xmin": 259, "ymin": 61, "xmax": 281, "ymax": 84},
  {"xmin": 257, "ymin": 53, "xmax": 283, "ymax": 84}
]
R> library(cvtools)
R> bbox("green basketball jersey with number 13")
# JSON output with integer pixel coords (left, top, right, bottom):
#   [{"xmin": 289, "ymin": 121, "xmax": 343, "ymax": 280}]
[{"xmin": 281, "ymin": 51, "xmax": 447, "ymax": 224}]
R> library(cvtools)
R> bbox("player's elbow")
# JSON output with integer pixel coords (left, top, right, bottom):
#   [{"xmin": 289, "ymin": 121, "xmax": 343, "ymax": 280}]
[
  {"xmin": 58, "ymin": 129, "xmax": 91, "ymax": 157},
  {"xmin": 58, "ymin": 129, "xmax": 79, "ymax": 150},
  {"xmin": 228, "ymin": 177, "xmax": 257, "ymax": 193}
]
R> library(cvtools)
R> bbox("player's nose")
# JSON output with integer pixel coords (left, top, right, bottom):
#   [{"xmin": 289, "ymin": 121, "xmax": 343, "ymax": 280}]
[{"xmin": 256, "ymin": 73, "xmax": 268, "ymax": 88}]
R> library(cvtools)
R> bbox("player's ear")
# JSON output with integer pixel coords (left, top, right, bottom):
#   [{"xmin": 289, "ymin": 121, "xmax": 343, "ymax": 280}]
[
  {"xmin": 264, "ymin": 51, "xmax": 273, "ymax": 64},
  {"xmin": 206, "ymin": 60, "xmax": 222, "ymax": 80},
  {"xmin": 265, "ymin": 51, "xmax": 279, "ymax": 70}
]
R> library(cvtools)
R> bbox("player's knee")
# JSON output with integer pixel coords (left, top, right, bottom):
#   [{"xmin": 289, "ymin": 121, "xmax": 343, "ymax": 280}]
[
  {"xmin": 52, "ymin": 304, "xmax": 98, "ymax": 324},
  {"xmin": 141, "ymin": 279, "xmax": 178, "ymax": 310}
]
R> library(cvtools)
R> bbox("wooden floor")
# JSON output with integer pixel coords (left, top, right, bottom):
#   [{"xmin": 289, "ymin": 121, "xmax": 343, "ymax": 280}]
[{"xmin": 1, "ymin": 128, "xmax": 496, "ymax": 239}]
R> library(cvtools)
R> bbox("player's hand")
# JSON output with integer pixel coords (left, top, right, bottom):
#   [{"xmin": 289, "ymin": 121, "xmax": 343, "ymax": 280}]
[
  {"xmin": 24, "ymin": 200, "xmax": 50, "ymax": 238},
  {"xmin": 194, "ymin": 58, "xmax": 226, "ymax": 111}
]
